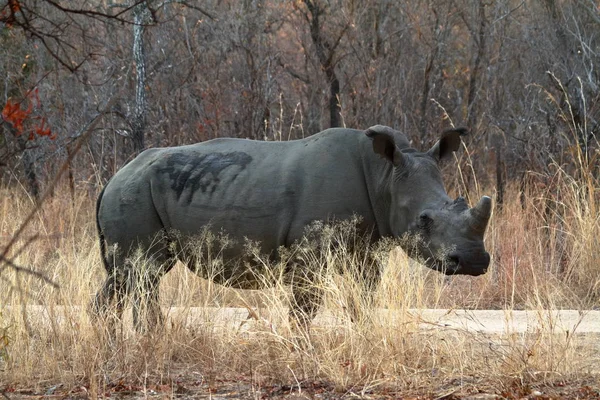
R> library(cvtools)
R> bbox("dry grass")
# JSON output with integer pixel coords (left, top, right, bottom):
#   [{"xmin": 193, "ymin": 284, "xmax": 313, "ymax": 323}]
[{"xmin": 0, "ymin": 162, "xmax": 599, "ymax": 398}]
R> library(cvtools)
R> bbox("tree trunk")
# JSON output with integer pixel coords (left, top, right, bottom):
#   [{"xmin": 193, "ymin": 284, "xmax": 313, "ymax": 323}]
[
  {"xmin": 419, "ymin": 49, "xmax": 437, "ymax": 137},
  {"xmin": 15, "ymin": 132, "xmax": 40, "ymax": 202},
  {"xmin": 326, "ymin": 69, "xmax": 341, "ymax": 128},
  {"xmin": 466, "ymin": 2, "xmax": 487, "ymax": 130},
  {"xmin": 131, "ymin": 1, "xmax": 150, "ymax": 154},
  {"xmin": 419, "ymin": 5, "xmax": 443, "ymax": 137},
  {"xmin": 495, "ymin": 145, "xmax": 504, "ymax": 211},
  {"xmin": 304, "ymin": 0, "xmax": 342, "ymax": 128}
]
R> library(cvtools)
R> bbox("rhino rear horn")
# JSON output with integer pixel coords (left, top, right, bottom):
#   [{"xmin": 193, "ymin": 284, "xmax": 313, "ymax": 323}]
[{"xmin": 469, "ymin": 196, "xmax": 492, "ymax": 235}]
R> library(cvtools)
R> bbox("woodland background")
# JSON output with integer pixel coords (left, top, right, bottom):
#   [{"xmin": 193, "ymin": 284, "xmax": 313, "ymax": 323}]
[
  {"xmin": 1, "ymin": 2, "xmax": 600, "ymax": 396},
  {"xmin": 1, "ymin": 0, "xmax": 598, "ymax": 203}
]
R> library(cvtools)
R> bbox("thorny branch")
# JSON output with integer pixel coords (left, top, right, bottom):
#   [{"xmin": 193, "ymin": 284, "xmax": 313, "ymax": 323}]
[
  {"xmin": 0, "ymin": 0, "xmax": 215, "ymax": 72},
  {"xmin": 0, "ymin": 94, "xmax": 120, "ymax": 289}
]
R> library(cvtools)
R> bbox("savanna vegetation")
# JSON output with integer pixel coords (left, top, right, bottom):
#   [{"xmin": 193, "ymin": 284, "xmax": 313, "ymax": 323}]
[{"xmin": 0, "ymin": 0, "xmax": 599, "ymax": 398}]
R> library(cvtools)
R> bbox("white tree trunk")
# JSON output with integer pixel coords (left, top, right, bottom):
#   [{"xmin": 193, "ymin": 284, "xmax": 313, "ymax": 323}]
[{"xmin": 131, "ymin": 1, "xmax": 150, "ymax": 153}]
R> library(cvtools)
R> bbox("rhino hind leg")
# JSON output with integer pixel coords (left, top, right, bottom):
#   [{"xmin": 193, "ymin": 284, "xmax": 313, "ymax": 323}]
[
  {"xmin": 96, "ymin": 273, "xmax": 126, "ymax": 307},
  {"xmin": 91, "ymin": 264, "xmax": 128, "ymax": 337},
  {"xmin": 93, "ymin": 230, "xmax": 177, "ymax": 334},
  {"xmin": 130, "ymin": 271, "xmax": 163, "ymax": 332},
  {"xmin": 129, "ymin": 248, "xmax": 177, "ymax": 333}
]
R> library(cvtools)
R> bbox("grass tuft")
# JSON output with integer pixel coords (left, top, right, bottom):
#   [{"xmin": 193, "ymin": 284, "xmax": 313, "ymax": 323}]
[{"xmin": 0, "ymin": 168, "xmax": 599, "ymax": 396}]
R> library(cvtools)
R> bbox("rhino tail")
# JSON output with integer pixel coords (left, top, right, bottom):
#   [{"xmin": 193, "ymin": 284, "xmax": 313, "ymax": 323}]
[
  {"xmin": 96, "ymin": 183, "xmax": 110, "ymax": 273},
  {"xmin": 92, "ymin": 183, "xmax": 118, "ymax": 320}
]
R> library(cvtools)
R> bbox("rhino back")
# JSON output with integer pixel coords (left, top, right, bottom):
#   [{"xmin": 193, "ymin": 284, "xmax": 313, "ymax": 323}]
[{"xmin": 99, "ymin": 128, "xmax": 379, "ymax": 258}]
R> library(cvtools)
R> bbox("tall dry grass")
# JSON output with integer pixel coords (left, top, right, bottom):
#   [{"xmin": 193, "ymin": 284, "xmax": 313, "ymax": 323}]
[{"xmin": 0, "ymin": 146, "xmax": 598, "ymax": 396}]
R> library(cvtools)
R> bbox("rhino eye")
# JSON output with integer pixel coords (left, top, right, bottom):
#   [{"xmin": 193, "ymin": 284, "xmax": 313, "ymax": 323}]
[{"xmin": 418, "ymin": 212, "xmax": 433, "ymax": 229}]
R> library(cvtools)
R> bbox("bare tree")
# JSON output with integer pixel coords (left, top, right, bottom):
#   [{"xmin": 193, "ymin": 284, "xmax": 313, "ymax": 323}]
[
  {"xmin": 2, "ymin": 0, "xmax": 598, "ymax": 199},
  {"xmin": 300, "ymin": 0, "xmax": 348, "ymax": 128},
  {"xmin": 130, "ymin": 0, "xmax": 151, "ymax": 153},
  {"xmin": 464, "ymin": 1, "xmax": 488, "ymax": 130}
]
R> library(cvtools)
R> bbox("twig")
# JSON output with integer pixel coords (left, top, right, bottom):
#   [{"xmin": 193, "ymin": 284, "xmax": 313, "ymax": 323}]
[
  {"xmin": 0, "ymin": 254, "xmax": 58, "ymax": 288},
  {"xmin": 0, "ymin": 94, "xmax": 119, "ymax": 275}
]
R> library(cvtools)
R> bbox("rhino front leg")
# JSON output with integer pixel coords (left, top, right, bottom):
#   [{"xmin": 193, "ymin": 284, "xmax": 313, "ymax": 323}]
[
  {"xmin": 288, "ymin": 271, "xmax": 324, "ymax": 335},
  {"xmin": 346, "ymin": 256, "xmax": 382, "ymax": 324}
]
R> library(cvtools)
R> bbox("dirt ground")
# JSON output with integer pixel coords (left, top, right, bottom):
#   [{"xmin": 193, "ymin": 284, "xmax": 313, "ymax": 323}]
[
  {"xmin": 3, "ymin": 376, "xmax": 600, "ymax": 399},
  {"xmin": 10, "ymin": 306, "xmax": 600, "ymax": 334},
  {"xmin": 2, "ymin": 308, "xmax": 600, "ymax": 399}
]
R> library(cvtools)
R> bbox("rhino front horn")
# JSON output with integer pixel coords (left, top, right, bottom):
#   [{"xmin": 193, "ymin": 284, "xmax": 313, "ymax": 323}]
[{"xmin": 469, "ymin": 196, "xmax": 492, "ymax": 234}]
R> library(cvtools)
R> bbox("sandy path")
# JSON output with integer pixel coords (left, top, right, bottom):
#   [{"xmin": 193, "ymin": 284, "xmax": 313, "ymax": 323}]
[{"xmin": 5, "ymin": 306, "xmax": 600, "ymax": 334}]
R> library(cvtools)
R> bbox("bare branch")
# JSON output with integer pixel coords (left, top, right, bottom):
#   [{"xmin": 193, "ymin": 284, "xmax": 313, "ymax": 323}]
[
  {"xmin": 0, "ymin": 94, "xmax": 120, "ymax": 265},
  {"xmin": 161, "ymin": 0, "xmax": 216, "ymax": 21},
  {"xmin": 0, "ymin": 254, "xmax": 59, "ymax": 288}
]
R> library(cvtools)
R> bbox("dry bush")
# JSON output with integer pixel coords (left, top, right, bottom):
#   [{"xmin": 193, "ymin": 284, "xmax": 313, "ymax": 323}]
[
  {"xmin": 0, "ymin": 175, "xmax": 599, "ymax": 396},
  {"xmin": 2, "ymin": 1, "xmax": 599, "ymax": 396}
]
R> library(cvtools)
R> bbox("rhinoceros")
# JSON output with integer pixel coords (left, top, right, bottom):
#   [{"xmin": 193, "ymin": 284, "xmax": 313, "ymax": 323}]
[{"xmin": 93, "ymin": 125, "xmax": 491, "ymax": 330}]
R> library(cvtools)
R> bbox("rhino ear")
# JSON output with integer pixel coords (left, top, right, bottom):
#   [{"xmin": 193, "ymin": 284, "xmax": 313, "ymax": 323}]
[
  {"xmin": 428, "ymin": 127, "xmax": 467, "ymax": 162},
  {"xmin": 365, "ymin": 125, "xmax": 406, "ymax": 167}
]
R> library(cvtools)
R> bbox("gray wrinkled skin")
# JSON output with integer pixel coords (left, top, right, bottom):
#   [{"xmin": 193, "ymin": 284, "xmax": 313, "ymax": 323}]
[{"xmin": 93, "ymin": 126, "xmax": 492, "ymax": 330}]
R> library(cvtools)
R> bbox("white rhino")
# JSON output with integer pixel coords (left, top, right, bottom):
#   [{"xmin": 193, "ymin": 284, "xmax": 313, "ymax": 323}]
[{"xmin": 93, "ymin": 125, "xmax": 492, "ymax": 330}]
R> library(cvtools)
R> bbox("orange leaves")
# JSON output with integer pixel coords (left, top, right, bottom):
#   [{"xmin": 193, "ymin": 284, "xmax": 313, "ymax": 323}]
[
  {"xmin": 9, "ymin": 0, "xmax": 21, "ymax": 13},
  {"xmin": 1, "ymin": 88, "xmax": 56, "ymax": 140},
  {"xmin": 0, "ymin": 0, "xmax": 21, "ymax": 27},
  {"xmin": 1, "ymin": 98, "xmax": 29, "ymax": 133},
  {"xmin": 34, "ymin": 118, "xmax": 53, "ymax": 139}
]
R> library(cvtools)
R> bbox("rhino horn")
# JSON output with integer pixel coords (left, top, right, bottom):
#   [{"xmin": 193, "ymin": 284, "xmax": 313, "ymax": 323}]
[{"xmin": 469, "ymin": 196, "xmax": 492, "ymax": 235}]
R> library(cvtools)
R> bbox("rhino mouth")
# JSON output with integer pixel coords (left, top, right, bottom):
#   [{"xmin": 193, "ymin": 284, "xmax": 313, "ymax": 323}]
[
  {"xmin": 404, "ymin": 242, "xmax": 490, "ymax": 276},
  {"xmin": 439, "ymin": 251, "xmax": 490, "ymax": 276}
]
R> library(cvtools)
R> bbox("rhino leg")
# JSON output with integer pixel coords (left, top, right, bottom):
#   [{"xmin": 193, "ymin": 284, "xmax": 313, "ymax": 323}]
[
  {"xmin": 346, "ymin": 259, "xmax": 382, "ymax": 323},
  {"xmin": 93, "ymin": 273, "xmax": 126, "ymax": 317},
  {"xmin": 130, "ymin": 246, "xmax": 177, "ymax": 333},
  {"xmin": 91, "ymin": 256, "xmax": 128, "ymax": 339},
  {"xmin": 288, "ymin": 270, "xmax": 324, "ymax": 334},
  {"xmin": 94, "ymin": 228, "xmax": 176, "ymax": 333}
]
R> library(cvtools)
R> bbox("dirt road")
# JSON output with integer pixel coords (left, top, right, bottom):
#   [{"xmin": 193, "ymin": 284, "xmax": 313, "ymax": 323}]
[{"xmin": 9, "ymin": 306, "xmax": 599, "ymax": 334}]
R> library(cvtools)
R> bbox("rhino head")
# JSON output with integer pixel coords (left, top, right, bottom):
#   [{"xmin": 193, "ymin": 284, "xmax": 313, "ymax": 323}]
[{"xmin": 366, "ymin": 125, "xmax": 491, "ymax": 276}]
